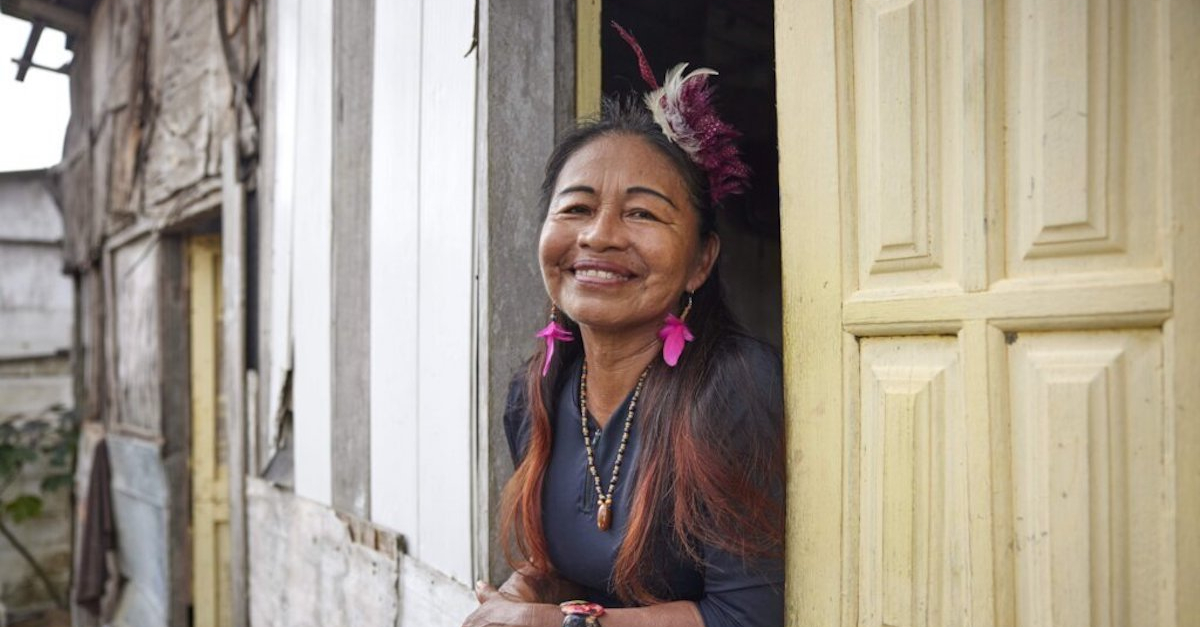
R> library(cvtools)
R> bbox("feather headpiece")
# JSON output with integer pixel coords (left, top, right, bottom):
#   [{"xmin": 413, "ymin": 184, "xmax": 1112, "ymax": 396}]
[{"xmin": 612, "ymin": 22, "xmax": 751, "ymax": 205}]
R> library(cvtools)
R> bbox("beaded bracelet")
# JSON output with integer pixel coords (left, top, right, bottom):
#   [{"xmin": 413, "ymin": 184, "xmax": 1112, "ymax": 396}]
[{"xmin": 559, "ymin": 600, "xmax": 605, "ymax": 626}]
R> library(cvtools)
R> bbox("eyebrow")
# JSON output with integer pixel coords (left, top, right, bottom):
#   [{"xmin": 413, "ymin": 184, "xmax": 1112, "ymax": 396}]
[
  {"xmin": 557, "ymin": 185, "xmax": 678, "ymax": 210},
  {"xmin": 626, "ymin": 186, "xmax": 678, "ymax": 210}
]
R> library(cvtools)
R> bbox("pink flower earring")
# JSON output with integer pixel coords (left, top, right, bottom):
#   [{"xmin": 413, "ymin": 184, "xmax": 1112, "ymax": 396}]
[
  {"xmin": 658, "ymin": 292, "xmax": 695, "ymax": 367},
  {"xmin": 535, "ymin": 305, "xmax": 574, "ymax": 376}
]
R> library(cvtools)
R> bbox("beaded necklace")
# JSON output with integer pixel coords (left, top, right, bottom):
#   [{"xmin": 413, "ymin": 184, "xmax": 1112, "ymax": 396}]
[{"xmin": 579, "ymin": 360, "xmax": 651, "ymax": 532}]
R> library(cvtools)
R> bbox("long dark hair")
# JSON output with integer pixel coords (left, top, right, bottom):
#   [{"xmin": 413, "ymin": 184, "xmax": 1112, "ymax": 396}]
[{"xmin": 499, "ymin": 98, "xmax": 784, "ymax": 604}]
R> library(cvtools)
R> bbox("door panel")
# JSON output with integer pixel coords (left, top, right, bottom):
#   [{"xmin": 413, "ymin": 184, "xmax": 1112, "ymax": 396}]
[
  {"xmin": 1006, "ymin": 0, "xmax": 1164, "ymax": 278},
  {"xmin": 776, "ymin": 1, "xmax": 1195, "ymax": 626},
  {"xmin": 1008, "ymin": 331, "xmax": 1166, "ymax": 627},
  {"xmin": 857, "ymin": 337, "xmax": 972, "ymax": 627},
  {"xmin": 851, "ymin": 0, "xmax": 985, "ymax": 297}
]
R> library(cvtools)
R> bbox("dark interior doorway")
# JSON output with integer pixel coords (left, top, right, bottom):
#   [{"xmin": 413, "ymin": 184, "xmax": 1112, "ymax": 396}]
[{"xmin": 600, "ymin": 0, "xmax": 782, "ymax": 349}]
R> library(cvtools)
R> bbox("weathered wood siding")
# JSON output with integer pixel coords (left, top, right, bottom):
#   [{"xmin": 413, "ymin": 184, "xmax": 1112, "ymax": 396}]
[
  {"xmin": 55, "ymin": 0, "xmax": 259, "ymax": 624},
  {"xmin": 246, "ymin": 478, "xmax": 476, "ymax": 627}
]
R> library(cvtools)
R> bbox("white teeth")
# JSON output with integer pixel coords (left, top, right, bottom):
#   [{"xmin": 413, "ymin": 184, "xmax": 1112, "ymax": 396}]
[{"xmin": 576, "ymin": 268, "xmax": 624, "ymax": 280}]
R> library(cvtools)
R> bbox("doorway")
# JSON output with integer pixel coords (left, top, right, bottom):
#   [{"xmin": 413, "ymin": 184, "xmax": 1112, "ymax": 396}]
[
  {"xmin": 186, "ymin": 234, "xmax": 232, "ymax": 627},
  {"xmin": 593, "ymin": 0, "xmax": 782, "ymax": 348}
]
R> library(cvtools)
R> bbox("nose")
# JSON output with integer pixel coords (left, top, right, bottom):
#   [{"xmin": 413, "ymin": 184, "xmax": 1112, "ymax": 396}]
[{"xmin": 578, "ymin": 206, "xmax": 627, "ymax": 250}]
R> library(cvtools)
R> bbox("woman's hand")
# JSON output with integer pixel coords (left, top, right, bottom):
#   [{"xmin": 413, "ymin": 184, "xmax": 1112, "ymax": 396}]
[
  {"xmin": 461, "ymin": 581, "xmax": 560, "ymax": 627},
  {"xmin": 464, "ymin": 580, "xmax": 706, "ymax": 627}
]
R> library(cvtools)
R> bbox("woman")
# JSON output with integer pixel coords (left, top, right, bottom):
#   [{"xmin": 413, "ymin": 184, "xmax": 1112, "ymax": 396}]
[{"xmin": 464, "ymin": 25, "xmax": 784, "ymax": 627}]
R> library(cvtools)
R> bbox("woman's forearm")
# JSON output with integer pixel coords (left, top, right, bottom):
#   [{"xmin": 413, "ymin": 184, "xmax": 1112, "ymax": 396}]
[
  {"xmin": 493, "ymin": 567, "xmax": 704, "ymax": 627},
  {"xmin": 516, "ymin": 600, "xmax": 703, "ymax": 627},
  {"xmin": 599, "ymin": 601, "xmax": 704, "ymax": 627},
  {"xmin": 528, "ymin": 598, "xmax": 700, "ymax": 619}
]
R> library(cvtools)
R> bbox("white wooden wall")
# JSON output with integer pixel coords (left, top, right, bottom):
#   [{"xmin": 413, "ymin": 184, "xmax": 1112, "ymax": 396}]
[
  {"xmin": 290, "ymin": 0, "xmax": 334, "ymax": 506},
  {"xmin": 372, "ymin": 0, "xmax": 479, "ymax": 584},
  {"xmin": 268, "ymin": 0, "xmax": 479, "ymax": 587},
  {"xmin": 264, "ymin": 0, "xmax": 298, "ymax": 467}
]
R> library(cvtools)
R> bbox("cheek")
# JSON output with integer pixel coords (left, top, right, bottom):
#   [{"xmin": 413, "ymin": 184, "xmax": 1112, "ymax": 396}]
[
  {"xmin": 647, "ymin": 236, "xmax": 700, "ymax": 281},
  {"xmin": 537, "ymin": 224, "xmax": 565, "ymax": 280}
]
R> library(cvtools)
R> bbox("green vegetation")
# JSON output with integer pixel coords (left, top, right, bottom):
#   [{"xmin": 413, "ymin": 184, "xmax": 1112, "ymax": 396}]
[{"xmin": 0, "ymin": 405, "xmax": 77, "ymax": 609}]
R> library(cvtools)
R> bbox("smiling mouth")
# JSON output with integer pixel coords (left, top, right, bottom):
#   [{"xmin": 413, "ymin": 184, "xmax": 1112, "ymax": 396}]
[
  {"xmin": 570, "ymin": 263, "xmax": 635, "ymax": 283},
  {"xmin": 575, "ymin": 268, "xmax": 628, "ymax": 281}
]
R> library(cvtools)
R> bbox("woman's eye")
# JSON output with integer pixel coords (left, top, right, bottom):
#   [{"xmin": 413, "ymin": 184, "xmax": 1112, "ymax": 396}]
[
  {"xmin": 629, "ymin": 209, "xmax": 658, "ymax": 221},
  {"xmin": 560, "ymin": 204, "xmax": 590, "ymax": 215}
]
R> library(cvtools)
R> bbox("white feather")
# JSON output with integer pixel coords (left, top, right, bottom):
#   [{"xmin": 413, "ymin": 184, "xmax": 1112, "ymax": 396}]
[{"xmin": 644, "ymin": 63, "xmax": 718, "ymax": 159}]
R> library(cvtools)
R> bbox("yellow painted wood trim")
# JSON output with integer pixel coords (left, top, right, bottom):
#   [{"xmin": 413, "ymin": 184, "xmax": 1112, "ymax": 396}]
[
  {"xmin": 775, "ymin": 0, "xmax": 845, "ymax": 624},
  {"xmin": 188, "ymin": 234, "xmax": 232, "ymax": 627},
  {"xmin": 1169, "ymin": 0, "xmax": 1200, "ymax": 620},
  {"xmin": 961, "ymin": 321, "xmax": 998, "ymax": 627},
  {"xmin": 576, "ymin": 0, "xmax": 602, "ymax": 120},
  {"xmin": 842, "ymin": 280, "xmax": 1172, "ymax": 332},
  {"xmin": 983, "ymin": 322, "xmax": 1016, "ymax": 627}
]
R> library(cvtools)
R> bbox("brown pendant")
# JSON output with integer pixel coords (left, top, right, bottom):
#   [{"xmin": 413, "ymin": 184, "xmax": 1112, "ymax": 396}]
[{"xmin": 596, "ymin": 500, "xmax": 612, "ymax": 531}]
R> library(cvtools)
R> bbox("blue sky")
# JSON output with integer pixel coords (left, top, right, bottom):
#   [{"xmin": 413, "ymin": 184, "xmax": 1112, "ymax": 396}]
[{"xmin": 0, "ymin": 15, "xmax": 72, "ymax": 172}]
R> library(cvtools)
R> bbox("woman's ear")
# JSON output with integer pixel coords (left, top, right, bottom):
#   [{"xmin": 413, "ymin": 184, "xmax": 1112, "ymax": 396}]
[{"xmin": 687, "ymin": 233, "xmax": 721, "ymax": 292}]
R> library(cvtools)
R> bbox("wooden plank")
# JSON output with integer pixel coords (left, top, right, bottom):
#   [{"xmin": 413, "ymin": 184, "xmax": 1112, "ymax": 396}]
[
  {"xmin": 0, "ymin": 0, "xmax": 88, "ymax": 34},
  {"xmin": 157, "ymin": 237, "xmax": 193, "ymax": 627},
  {"xmin": 263, "ymin": 0, "xmax": 299, "ymax": 466},
  {"xmin": 189, "ymin": 235, "xmax": 226, "ymax": 627},
  {"xmin": 221, "ymin": 137, "xmax": 249, "ymax": 627},
  {"xmin": 775, "ymin": 0, "xmax": 845, "ymax": 623},
  {"xmin": 575, "ymin": 0, "xmax": 601, "ymax": 119},
  {"xmin": 109, "ymin": 235, "xmax": 163, "ymax": 437},
  {"xmin": 368, "ymin": 0, "xmax": 422, "ymax": 541},
  {"xmin": 1168, "ymin": 0, "xmax": 1200, "ymax": 620},
  {"xmin": 245, "ymin": 478, "xmax": 402, "ymax": 627},
  {"xmin": 415, "ymin": 0, "xmax": 476, "ymax": 583},
  {"xmin": 843, "ymin": 280, "xmax": 1173, "ymax": 332},
  {"xmin": 254, "ymin": 0, "xmax": 277, "ymax": 475},
  {"xmin": 291, "ymin": 0, "xmax": 334, "ymax": 506},
  {"xmin": 475, "ymin": 0, "xmax": 570, "ymax": 583},
  {"xmin": 961, "ymin": 320, "xmax": 997, "ymax": 627},
  {"xmin": 331, "ymin": 0, "xmax": 375, "ymax": 519}
]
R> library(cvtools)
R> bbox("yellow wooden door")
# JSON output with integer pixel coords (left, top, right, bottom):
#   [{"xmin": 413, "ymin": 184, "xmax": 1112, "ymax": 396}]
[
  {"xmin": 776, "ymin": 1, "xmax": 1199, "ymax": 626},
  {"xmin": 188, "ymin": 235, "xmax": 232, "ymax": 627}
]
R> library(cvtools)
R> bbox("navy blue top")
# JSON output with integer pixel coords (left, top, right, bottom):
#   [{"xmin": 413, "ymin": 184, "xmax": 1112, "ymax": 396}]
[{"xmin": 503, "ymin": 335, "xmax": 785, "ymax": 627}]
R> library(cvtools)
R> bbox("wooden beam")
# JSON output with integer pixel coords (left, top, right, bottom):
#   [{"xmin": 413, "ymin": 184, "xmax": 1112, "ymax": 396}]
[
  {"xmin": 13, "ymin": 21, "xmax": 42, "ymax": 81},
  {"xmin": 10, "ymin": 57, "xmax": 71, "ymax": 77},
  {"xmin": 0, "ymin": 0, "xmax": 88, "ymax": 35},
  {"xmin": 775, "ymin": 0, "xmax": 845, "ymax": 623},
  {"xmin": 1170, "ymin": 0, "xmax": 1200, "ymax": 620},
  {"xmin": 575, "ymin": 0, "xmax": 601, "ymax": 119},
  {"xmin": 221, "ymin": 137, "xmax": 249, "ymax": 627},
  {"xmin": 330, "ymin": 0, "xmax": 374, "ymax": 520}
]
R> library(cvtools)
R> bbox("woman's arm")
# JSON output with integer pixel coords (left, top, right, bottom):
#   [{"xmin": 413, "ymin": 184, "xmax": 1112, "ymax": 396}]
[{"xmin": 463, "ymin": 582, "xmax": 705, "ymax": 627}]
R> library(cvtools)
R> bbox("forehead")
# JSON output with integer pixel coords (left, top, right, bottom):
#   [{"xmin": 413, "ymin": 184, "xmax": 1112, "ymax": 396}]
[{"xmin": 555, "ymin": 134, "xmax": 689, "ymax": 197}]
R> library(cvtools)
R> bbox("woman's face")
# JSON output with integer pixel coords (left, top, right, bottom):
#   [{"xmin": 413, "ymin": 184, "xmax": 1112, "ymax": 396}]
[{"xmin": 539, "ymin": 133, "xmax": 719, "ymax": 335}]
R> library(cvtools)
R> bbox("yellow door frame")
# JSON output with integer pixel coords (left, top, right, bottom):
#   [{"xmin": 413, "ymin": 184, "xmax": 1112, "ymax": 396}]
[
  {"xmin": 576, "ymin": 0, "xmax": 602, "ymax": 120},
  {"xmin": 188, "ymin": 234, "xmax": 232, "ymax": 627}
]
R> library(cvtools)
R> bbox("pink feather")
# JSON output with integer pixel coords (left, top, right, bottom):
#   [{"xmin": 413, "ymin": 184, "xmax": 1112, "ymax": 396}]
[
  {"xmin": 657, "ymin": 314, "xmax": 695, "ymax": 367},
  {"xmin": 535, "ymin": 320, "xmax": 574, "ymax": 376}
]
